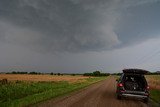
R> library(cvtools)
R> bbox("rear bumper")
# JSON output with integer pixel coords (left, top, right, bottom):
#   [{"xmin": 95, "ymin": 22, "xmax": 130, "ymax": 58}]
[{"xmin": 121, "ymin": 93, "xmax": 148, "ymax": 99}]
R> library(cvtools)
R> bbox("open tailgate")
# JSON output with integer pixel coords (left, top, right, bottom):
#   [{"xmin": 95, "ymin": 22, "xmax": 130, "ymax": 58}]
[{"xmin": 123, "ymin": 68, "xmax": 149, "ymax": 74}]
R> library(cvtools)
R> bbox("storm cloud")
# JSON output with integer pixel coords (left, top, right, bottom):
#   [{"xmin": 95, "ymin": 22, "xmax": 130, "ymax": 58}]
[
  {"xmin": 0, "ymin": 0, "xmax": 160, "ymax": 72},
  {"xmin": 1, "ymin": 0, "xmax": 159, "ymax": 53},
  {"xmin": 0, "ymin": 0, "xmax": 122, "ymax": 53}
]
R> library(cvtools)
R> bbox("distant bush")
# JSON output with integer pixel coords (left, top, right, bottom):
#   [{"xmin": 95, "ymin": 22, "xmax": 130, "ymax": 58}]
[
  {"xmin": 57, "ymin": 73, "xmax": 61, "ymax": 76},
  {"xmin": 71, "ymin": 74, "xmax": 75, "ymax": 76},
  {"xmin": 83, "ymin": 71, "xmax": 110, "ymax": 77},
  {"xmin": 11, "ymin": 71, "xmax": 28, "ymax": 74},
  {"xmin": 5, "ymin": 71, "xmax": 42, "ymax": 75},
  {"xmin": 29, "ymin": 72, "xmax": 38, "ymax": 74},
  {"xmin": 147, "ymin": 71, "xmax": 160, "ymax": 75},
  {"xmin": 93, "ymin": 71, "xmax": 101, "ymax": 76},
  {"xmin": 111, "ymin": 73, "xmax": 122, "ymax": 76},
  {"xmin": 83, "ymin": 73, "xmax": 93, "ymax": 76}
]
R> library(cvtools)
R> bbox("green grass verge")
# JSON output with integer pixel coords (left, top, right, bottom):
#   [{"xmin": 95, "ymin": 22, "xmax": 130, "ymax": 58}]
[
  {"xmin": 0, "ymin": 77, "xmax": 106, "ymax": 107},
  {"xmin": 150, "ymin": 89, "xmax": 160, "ymax": 103}
]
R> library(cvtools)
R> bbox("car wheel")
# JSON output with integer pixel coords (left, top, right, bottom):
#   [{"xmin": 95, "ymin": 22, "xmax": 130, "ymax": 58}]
[
  {"xmin": 117, "ymin": 95, "xmax": 121, "ymax": 100},
  {"xmin": 143, "ymin": 98, "xmax": 148, "ymax": 103}
]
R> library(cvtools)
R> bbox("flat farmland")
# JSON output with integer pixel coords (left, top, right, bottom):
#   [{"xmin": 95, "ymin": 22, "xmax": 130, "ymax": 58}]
[
  {"xmin": 1, "ymin": 74, "xmax": 159, "ymax": 107},
  {"xmin": 145, "ymin": 75, "xmax": 160, "ymax": 104},
  {"xmin": 146, "ymin": 75, "xmax": 160, "ymax": 90},
  {"xmin": 0, "ymin": 74, "xmax": 90, "ymax": 83},
  {"xmin": 0, "ymin": 74, "xmax": 106, "ymax": 107}
]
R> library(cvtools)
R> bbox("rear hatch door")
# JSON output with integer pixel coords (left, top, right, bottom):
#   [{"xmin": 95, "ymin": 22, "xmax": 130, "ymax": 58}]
[{"xmin": 123, "ymin": 69, "xmax": 149, "ymax": 74}]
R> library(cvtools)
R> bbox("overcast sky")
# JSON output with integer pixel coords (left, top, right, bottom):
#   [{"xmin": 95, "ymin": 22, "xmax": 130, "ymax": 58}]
[{"xmin": 0, "ymin": 0, "xmax": 160, "ymax": 73}]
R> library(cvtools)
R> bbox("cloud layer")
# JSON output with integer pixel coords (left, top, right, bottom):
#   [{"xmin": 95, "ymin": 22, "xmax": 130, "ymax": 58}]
[
  {"xmin": 0, "ymin": 0, "xmax": 160, "ymax": 72},
  {"xmin": 0, "ymin": 0, "xmax": 121, "ymax": 53},
  {"xmin": 0, "ymin": 0, "xmax": 160, "ymax": 53}
]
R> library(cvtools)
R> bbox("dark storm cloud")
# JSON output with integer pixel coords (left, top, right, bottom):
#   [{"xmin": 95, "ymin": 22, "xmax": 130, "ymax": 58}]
[
  {"xmin": 0, "ymin": 0, "xmax": 159, "ymax": 53},
  {"xmin": 115, "ymin": 1, "xmax": 160, "ymax": 47},
  {"xmin": 0, "ymin": 0, "xmax": 121, "ymax": 53},
  {"xmin": 0, "ymin": 0, "xmax": 160, "ymax": 73}
]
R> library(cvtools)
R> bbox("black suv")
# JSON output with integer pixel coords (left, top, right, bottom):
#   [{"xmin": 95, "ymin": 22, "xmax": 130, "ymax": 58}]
[{"xmin": 116, "ymin": 68, "xmax": 149, "ymax": 103}]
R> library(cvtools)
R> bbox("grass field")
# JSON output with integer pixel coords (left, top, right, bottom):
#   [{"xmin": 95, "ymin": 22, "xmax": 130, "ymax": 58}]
[
  {"xmin": 0, "ymin": 74, "xmax": 107, "ymax": 107},
  {"xmin": 145, "ymin": 75, "xmax": 160, "ymax": 103},
  {"xmin": 145, "ymin": 75, "xmax": 160, "ymax": 90},
  {"xmin": 150, "ymin": 89, "xmax": 160, "ymax": 103},
  {"xmin": 0, "ymin": 74, "xmax": 90, "ymax": 83}
]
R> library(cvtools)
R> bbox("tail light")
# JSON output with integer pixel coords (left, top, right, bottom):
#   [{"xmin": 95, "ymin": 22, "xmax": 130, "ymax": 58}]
[
  {"xmin": 118, "ymin": 83, "xmax": 123, "ymax": 87},
  {"xmin": 117, "ymin": 83, "xmax": 125, "ymax": 93},
  {"xmin": 145, "ymin": 86, "xmax": 149, "ymax": 96},
  {"xmin": 146, "ymin": 86, "xmax": 149, "ymax": 90}
]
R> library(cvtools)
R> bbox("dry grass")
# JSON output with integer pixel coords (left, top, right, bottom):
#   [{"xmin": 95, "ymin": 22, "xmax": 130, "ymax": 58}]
[
  {"xmin": 145, "ymin": 75, "xmax": 160, "ymax": 90},
  {"xmin": 0, "ymin": 74, "xmax": 91, "ymax": 83}
]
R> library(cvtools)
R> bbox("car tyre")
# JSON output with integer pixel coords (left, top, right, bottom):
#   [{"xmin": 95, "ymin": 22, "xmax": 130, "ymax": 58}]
[
  {"xmin": 143, "ymin": 98, "xmax": 148, "ymax": 103},
  {"xmin": 117, "ymin": 95, "xmax": 122, "ymax": 100}
]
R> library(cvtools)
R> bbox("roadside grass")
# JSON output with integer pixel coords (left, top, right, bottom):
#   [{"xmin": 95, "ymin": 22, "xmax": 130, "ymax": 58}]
[
  {"xmin": 145, "ymin": 75, "xmax": 160, "ymax": 103},
  {"xmin": 0, "ymin": 77, "xmax": 106, "ymax": 107},
  {"xmin": 150, "ymin": 89, "xmax": 160, "ymax": 103},
  {"xmin": 146, "ymin": 75, "xmax": 160, "ymax": 90}
]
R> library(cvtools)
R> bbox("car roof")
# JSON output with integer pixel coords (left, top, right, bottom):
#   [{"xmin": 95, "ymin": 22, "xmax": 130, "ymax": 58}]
[{"xmin": 122, "ymin": 68, "xmax": 149, "ymax": 74}]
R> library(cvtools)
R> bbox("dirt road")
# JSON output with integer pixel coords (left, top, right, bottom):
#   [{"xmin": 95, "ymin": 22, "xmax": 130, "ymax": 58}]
[{"xmin": 35, "ymin": 76, "xmax": 148, "ymax": 107}]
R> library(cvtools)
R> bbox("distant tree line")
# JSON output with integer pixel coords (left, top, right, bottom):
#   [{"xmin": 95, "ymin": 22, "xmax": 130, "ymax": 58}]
[
  {"xmin": 5, "ymin": 71, "xmax": 79, "ymax": 76},
  {"xmin": 50, "ymin": 73, "xmax": 83, "ymax": 76},
  {"xmin": 3, "ymin": 70, "xmax": 160, "ymax": 75},
  {"xmin": 50, "ymin": 72, "xmax": 64, "ymax": 76},
  {"xmin": 6, "ymin": 71, "xmax": 42, "ymax": 75},
  {"xmin": 111, "ymin": 73, "xmax": 122, "ymax": 76},
  {"xmin": 83, "ymin": 71, "xmax": 110, "ymax": 77},
  {"xmin": 147, "ymin": 71, "xmax": 160, "ymax": 75}
]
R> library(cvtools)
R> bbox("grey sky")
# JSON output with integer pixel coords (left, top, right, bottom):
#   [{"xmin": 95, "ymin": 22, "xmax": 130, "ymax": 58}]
[{"xmin": 0, "ymin": 0, "xmax": 160, "ymax": 73}]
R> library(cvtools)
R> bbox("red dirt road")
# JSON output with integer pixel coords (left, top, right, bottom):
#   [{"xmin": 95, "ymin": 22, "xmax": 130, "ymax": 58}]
[{"xmin": 35, "ymin": 76, "xmax": 148, "ymax": 107}]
